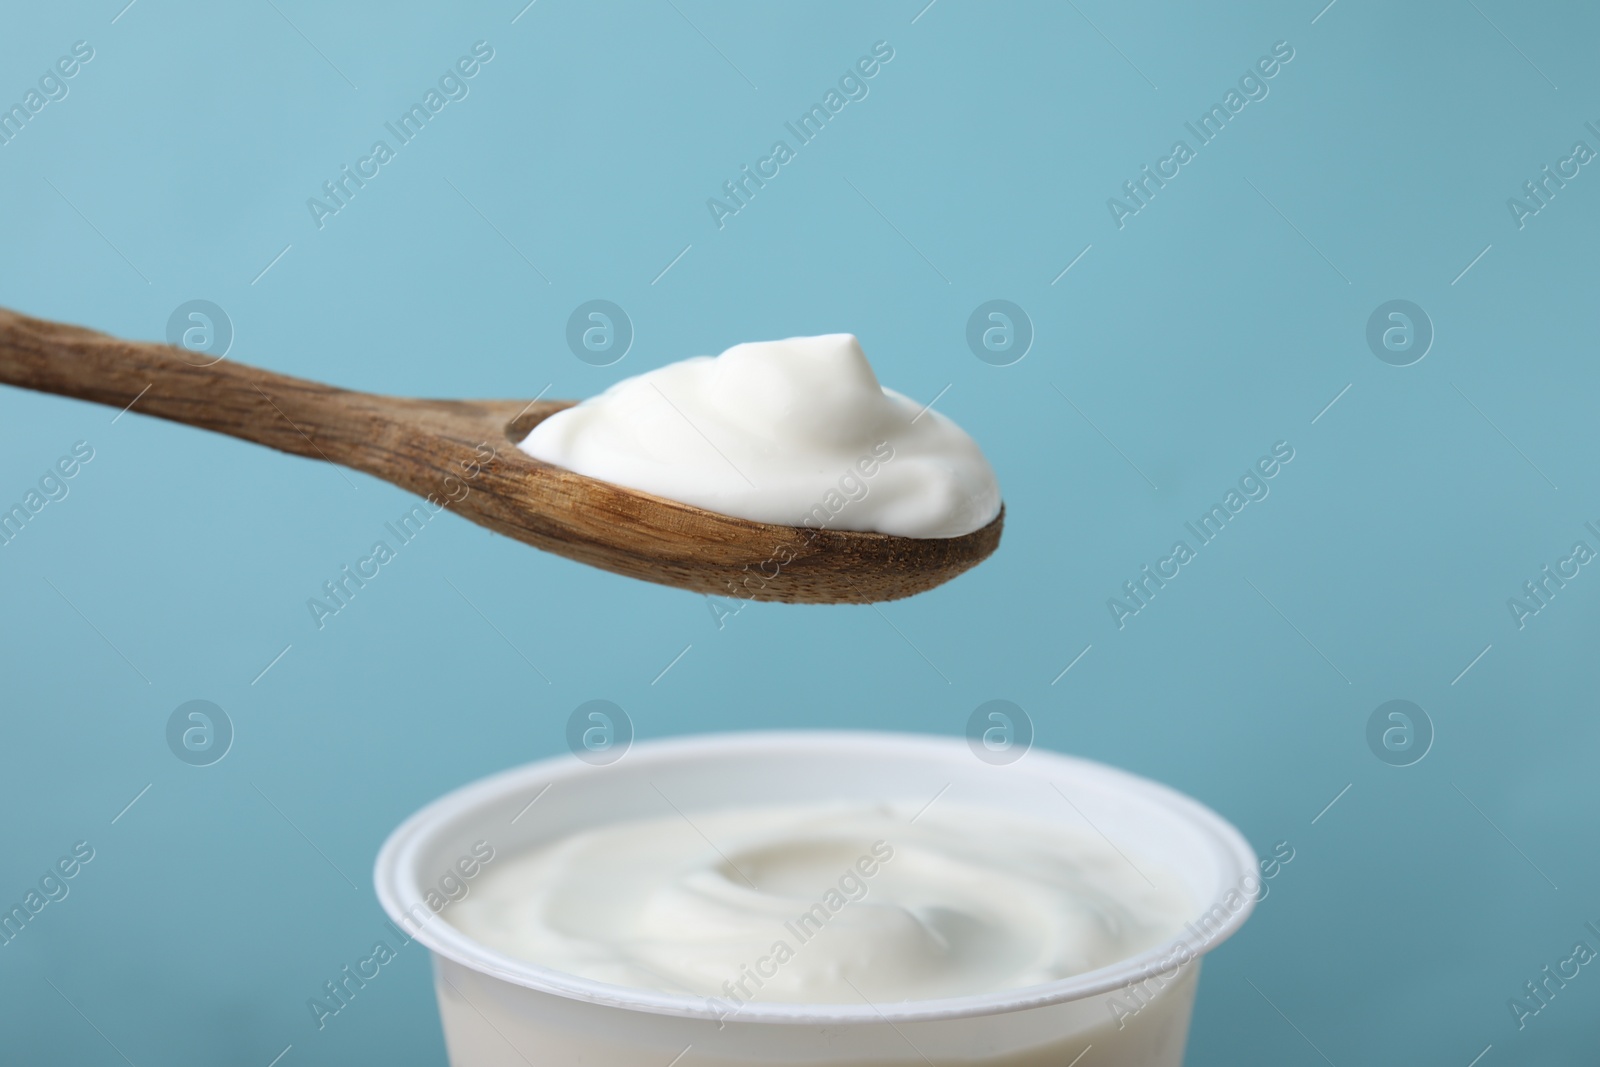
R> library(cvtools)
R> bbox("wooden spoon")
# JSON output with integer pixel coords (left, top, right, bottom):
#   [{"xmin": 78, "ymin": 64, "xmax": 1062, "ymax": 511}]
[{"xmin": 0, "ymin": 308, "xmax": 1001, "ymax": 603}]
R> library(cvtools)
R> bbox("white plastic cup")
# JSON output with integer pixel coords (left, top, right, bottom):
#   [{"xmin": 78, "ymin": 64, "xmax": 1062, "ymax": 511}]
[{"xmin": 375, "ymin": 731, "xmax": 1258, "ymax": 1066}]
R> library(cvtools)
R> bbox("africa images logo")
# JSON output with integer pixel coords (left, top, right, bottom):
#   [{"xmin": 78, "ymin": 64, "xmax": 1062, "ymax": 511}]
[
  {"xmin": 1106, "ymin": 40, "xmax": 1295, "ymax": 229},
  {"xmin": 706, "ymin": 41, "xmax": 895, "ymax": 229}
]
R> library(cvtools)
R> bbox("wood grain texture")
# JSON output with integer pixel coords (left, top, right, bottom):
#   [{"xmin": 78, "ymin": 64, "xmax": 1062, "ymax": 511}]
[{"xmin": 0, "ymin": 307, "xmax": 1002, "ymax": 603}]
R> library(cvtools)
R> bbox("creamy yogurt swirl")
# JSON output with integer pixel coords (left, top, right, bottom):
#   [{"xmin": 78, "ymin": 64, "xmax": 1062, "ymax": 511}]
[
  {"xmin": 518, "ymin": 334, "xmax": 1001, "ymax": 538},
  {"xmin": 447, "ymin": 802, "xmax": 1189, "ymax": 1005}
]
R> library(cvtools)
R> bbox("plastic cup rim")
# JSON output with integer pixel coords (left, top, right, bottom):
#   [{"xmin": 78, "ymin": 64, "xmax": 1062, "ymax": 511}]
[{"xmin": 374, "ymin": 729, "xmax": 1258, "ymax": 1025}]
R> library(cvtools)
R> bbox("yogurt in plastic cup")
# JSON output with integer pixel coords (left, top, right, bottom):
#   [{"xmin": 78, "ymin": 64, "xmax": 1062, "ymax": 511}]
[{"xmin": 374, "ymin": 731, "xmax": 1258, "ymax": 1066}]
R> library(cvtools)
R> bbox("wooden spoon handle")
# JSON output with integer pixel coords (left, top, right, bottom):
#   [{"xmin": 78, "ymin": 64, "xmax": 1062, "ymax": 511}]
[{"xmin": 0, "ymin": 305, "xmax": 384, "ymax": 463}]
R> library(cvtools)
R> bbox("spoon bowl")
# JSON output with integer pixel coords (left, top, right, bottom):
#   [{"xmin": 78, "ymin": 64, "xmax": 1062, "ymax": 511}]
[{"xmin": 0, "ymin": 308, "xmax": 1001, "ymax": 603}]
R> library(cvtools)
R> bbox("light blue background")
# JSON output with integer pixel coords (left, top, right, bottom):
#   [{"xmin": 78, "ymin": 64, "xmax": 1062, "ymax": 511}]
[{"xmin": 2, "ymin": 1, "xmax": 1597, "ymax": 1064}]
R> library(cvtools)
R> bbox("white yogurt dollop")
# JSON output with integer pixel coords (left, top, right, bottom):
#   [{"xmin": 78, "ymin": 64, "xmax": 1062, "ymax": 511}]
[
  {"xmin": 447, "ymin": 802, "xmax": 1189, "ymax": 1006},
  {"xmin": 518, "ymin": 334, "xmax": 1001, "ymax": 538}
]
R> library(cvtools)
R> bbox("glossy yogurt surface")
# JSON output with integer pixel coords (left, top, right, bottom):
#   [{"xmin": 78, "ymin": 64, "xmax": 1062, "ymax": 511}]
[
  {"xmin": 518, "ymin": 334, "xmax": 1001, "ymax": 538},
  {"xmin": 447, "ymin": 801, "xmax": 1190, "ymax": 1007}
]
